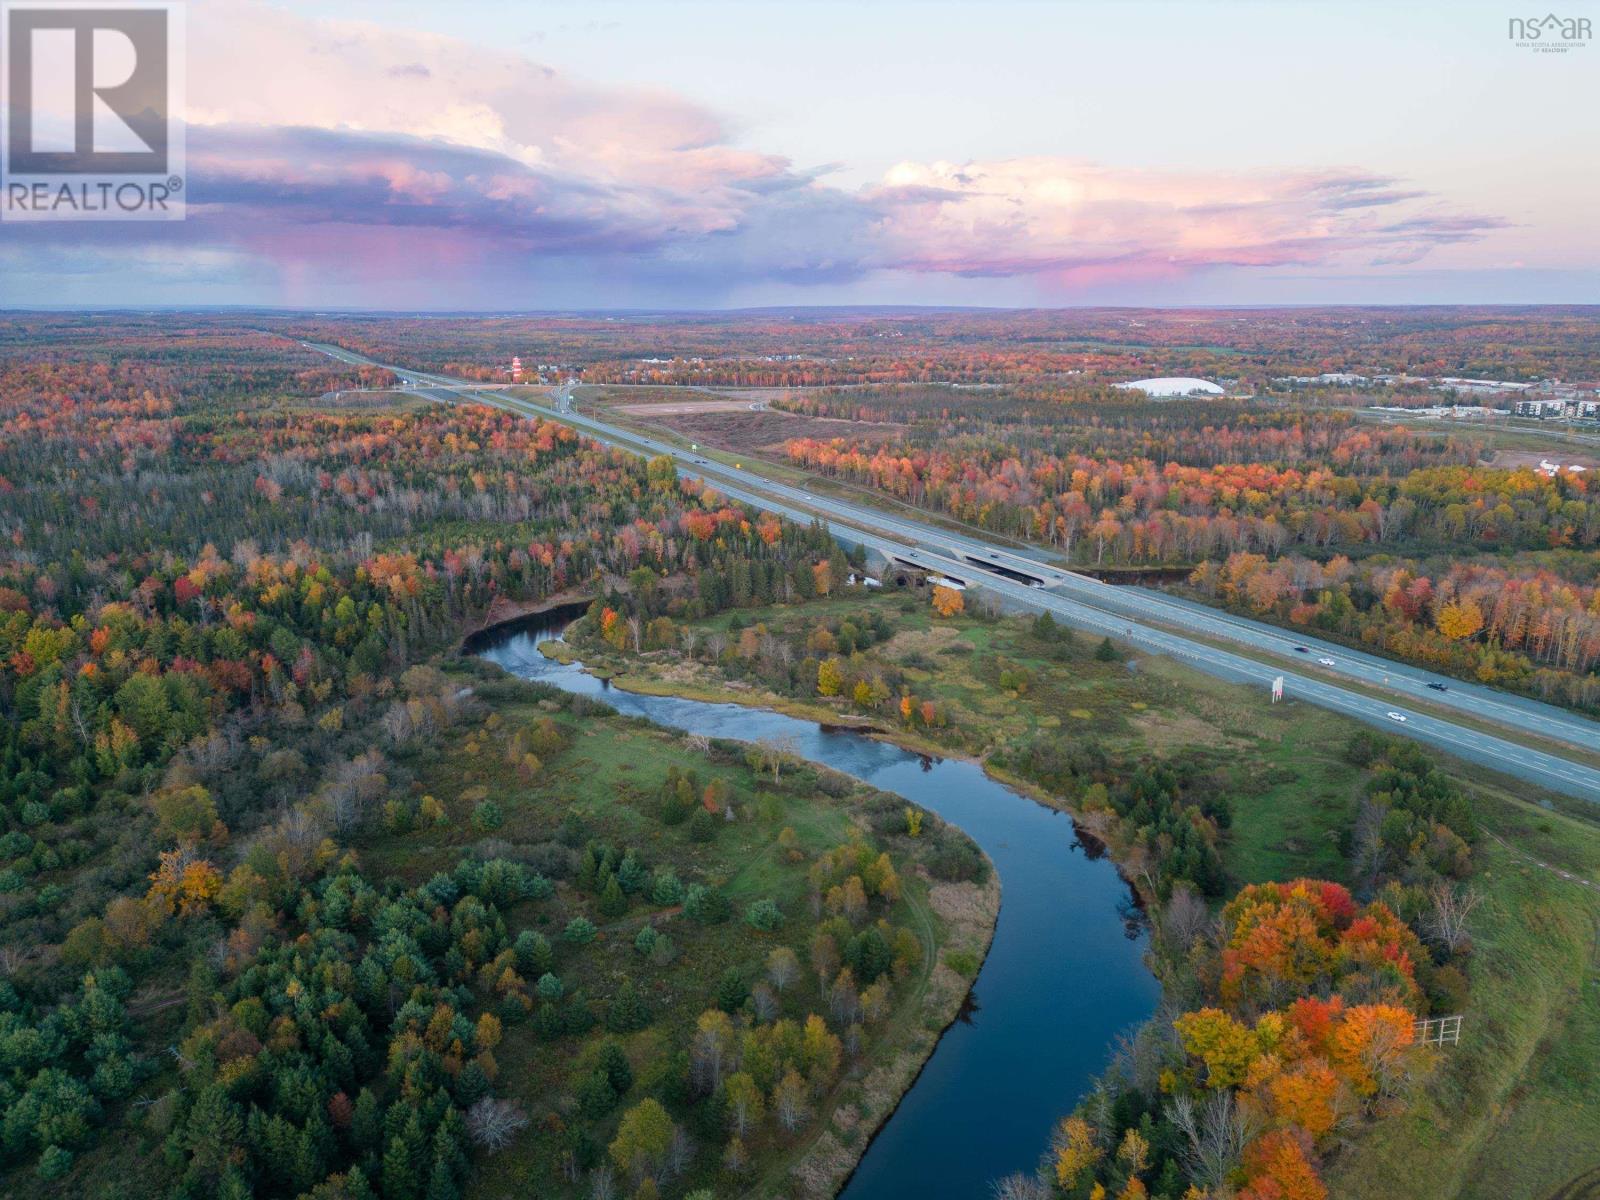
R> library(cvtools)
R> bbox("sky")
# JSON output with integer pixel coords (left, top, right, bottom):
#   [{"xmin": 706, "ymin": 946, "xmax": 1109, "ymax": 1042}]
[{"xmin": 1, "ymin": 0, "xmax": 1596, "ymax": 309}]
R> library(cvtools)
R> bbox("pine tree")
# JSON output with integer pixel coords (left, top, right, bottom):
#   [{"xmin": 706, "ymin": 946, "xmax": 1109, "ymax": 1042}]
[
  {"xmin": 432, "ymin": 1109, "xmax": 468, "ymax": 1182},
  {"xmin": 382, "ymin": 1132, "xmax": 418, "ymax": 1200},
  {"xmin": 597, "ymin": 1041, "xmax": 634, "ymax": 1096},
  {"xmin": 424, "ymin": 1158, "xmax": 458, "ymax": 1200},
  {"xmin": 607, "ymin": 980, "xmax": 650, "ymax": 1033},
  {"xmin": 351, "ymin": 1088, "xmax": 383, "ymax": 1153},
  {"xmin": 716, "ymin": 967, "xmax": 747, "ymax": 1014},
  {"xmin": 598, "ymin": 876, "xmax": 628, "ymax": 919}
]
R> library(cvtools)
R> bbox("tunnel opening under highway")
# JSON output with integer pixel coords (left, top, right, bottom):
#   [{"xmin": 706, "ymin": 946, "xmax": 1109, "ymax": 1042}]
[{"xmin": 960, "ymin": 554, "xmax": 1046, "ymax": 587}]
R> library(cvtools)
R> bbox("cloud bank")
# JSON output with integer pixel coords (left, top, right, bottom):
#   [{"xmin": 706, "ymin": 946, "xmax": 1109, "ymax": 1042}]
[{"xmin": 0, "ymin": 0, "xmax": 1508, "ymax": 306}]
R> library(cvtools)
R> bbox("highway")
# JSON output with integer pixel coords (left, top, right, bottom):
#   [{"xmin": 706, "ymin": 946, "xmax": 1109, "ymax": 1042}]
[{"xmin": 302, "ymin": 342, "xmax": 1600, "ymax": 804}]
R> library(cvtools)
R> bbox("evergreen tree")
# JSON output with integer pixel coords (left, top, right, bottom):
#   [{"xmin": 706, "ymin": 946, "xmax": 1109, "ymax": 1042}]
[{"xmin": 607, "ymin": 980, "xmax": 650, "ymax": 1033}]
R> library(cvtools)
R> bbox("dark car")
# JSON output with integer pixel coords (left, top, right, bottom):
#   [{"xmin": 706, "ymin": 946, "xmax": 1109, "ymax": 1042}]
[
  {"xmin": 1293, "ymin": 646, "xmax": 1309, "ymax": 653},
  {"xmin": 1427, "ymin": 682, "xmax": 1448, "ymax": 692}
]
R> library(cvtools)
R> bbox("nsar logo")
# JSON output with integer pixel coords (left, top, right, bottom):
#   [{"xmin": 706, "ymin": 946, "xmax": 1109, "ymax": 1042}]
[{"xmin": 1507, "ymin": 12, "xmax": 1592, "ymax": 53}]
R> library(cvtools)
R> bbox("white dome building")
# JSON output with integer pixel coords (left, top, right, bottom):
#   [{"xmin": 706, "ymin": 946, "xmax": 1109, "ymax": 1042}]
[{"xmin": 1115, "ymin": 377, "xmax": 1225, "ymax": 398}]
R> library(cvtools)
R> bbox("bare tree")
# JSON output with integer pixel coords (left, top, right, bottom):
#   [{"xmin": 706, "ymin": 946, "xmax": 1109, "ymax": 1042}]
[
  {"xmin": 751, "ymin": 983, "xmax": 779, "ymax": 1023},
  {"xmin": 667, "ymin": 1127, "xmax": 694, "ymax": 1178},
  {"xmin": 767, "ymin": 946, "xmax": 800, "ymax": 994},
  {"xmin": 1115, "ymin": 1005, "xmax": 1184, "ymax": 1099},
  {"xmin": 773, "ymin": 1071, "xmax": 809, "ymax": 1132},
  {"xmin": 1424, "ymin": 883, "xmax": 1483, "ymax": 955},
  {"xmin": 991, "ymin": 1173, "xmax": 1050, "ymax": 1200},
  {"xmin": 587, "ymin": 1166, "xmax": 616, "ymax": 1200},
  {"xmin": 1351, "ymin": 796, "xmax": 1389, "ymax": 891},
  {"xmin": 750, "ymin": 735, "xmax": 799, "ymax": 782},
  {"xmin": 1161, "ymin": 885, "xmax": 1214, "ymax": 955},
  {"xmin": 466, "ymin": 1097, "xmax": 530, "ymax": 1151},
  {"xmin": 0, "ymin": 945, "xmax": 30, "ymax": 977},
  {"xmin": 1167, "ymin": 1090, "xmax": 1259, "ymax": 1191}
]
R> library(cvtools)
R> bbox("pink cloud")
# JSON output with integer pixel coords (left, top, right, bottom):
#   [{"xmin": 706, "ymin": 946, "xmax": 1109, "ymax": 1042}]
[
  {"xmin": 0, "ymin": 0, "xmax": 1509, "ymax": 305},
  {"xmin": 865, "ymin": 159, "xmax": 1504, "ymax": 282}
]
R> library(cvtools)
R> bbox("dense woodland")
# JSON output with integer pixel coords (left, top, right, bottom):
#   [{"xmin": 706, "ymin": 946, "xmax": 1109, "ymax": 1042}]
[
  {"xmin": 1029, "ymin": 730, "xmax": 1478, "ymax": 1200},
  {"xmin": 273, "ymin": 308, "xmax": 1600, "ymax": 389},
  {"xmin": 764, "ymin": 386, "xmax": 1600, "ymax": 710},
  {"xmin": 0, "ymin": 313, "xmax": 1585, "ymax": 1199},
  {"xmin": 266, "ymin": 303, "xmax": 1596, "ymax": 713},
  {"xmin": 0, "ymin": 321, "xmax": 927, "ymax": 1197}
]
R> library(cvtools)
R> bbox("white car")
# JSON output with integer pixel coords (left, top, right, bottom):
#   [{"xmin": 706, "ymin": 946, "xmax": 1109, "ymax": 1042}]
[
  {"xmin": 1385, "ymin": 711, "xmax": 1407, "ymax": 723},
  {"xmin": 1317, "ymin": 657, "xmax": 1336, "ymax": 666}
]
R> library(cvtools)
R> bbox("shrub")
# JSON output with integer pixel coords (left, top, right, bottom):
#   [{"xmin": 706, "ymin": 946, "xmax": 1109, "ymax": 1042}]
[
  {"xmin": 471, "ymin": 799, "xmax": 504, "ymax": 832},
  {"xmin": 648, "ymin": 934, "xmax": 678, "ymax": 967},
  {"xmin": 36, "ymin": 1145, "xmax": 73, "ymax": 1181},
  {"xmin": 563, "ymin": 917, "xmax": 597, "ymax": 945},
  {"xmin": 745, "ymin": 899, "xmax": 783, "ymax": 932},
  {"xmin": 650, "ymin": 870, "xmax": 685, "ymax": 907},
  {"xmin": 684, "ymin": 885, "xmax": 731, "ymax": 925},
  {"xmin": 926, "ymin": 836, "xmax": 985, "ymax": 883},
  {"xmin": 945, "ymin": 949, "xmax": 981, "ymax": 978},
  {"xmin": 688, "ymin": 808, "xmax": 718, "ymax": 843}
]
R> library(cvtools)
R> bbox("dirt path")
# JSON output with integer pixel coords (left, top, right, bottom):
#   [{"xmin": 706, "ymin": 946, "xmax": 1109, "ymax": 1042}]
[{"xmin": 1485, "ymin": 828, "xmax": 1599, "ymax": 892}]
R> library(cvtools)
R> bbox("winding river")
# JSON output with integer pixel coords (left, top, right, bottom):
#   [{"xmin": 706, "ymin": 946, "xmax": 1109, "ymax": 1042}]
[{"xmin": 470, "ymin": 609, "xmax": 1160, "ymax": 1198}]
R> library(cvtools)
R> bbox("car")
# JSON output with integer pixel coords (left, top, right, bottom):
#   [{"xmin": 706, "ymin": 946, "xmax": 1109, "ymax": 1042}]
[
  {"xmin": 1293, "ymin": 646, "xmax": 1309, "ymax": 653},
  {"xmin": 1385, "ymin": 711, "xmax": 1408, "ymax": 723},
  {"xmin": 1317, "ymin": 657, "xmax": 1336, "ymax": 666},
  {"xmin": 1426, "ymin": 681, "xmax": 1448, "ymax": 692}
]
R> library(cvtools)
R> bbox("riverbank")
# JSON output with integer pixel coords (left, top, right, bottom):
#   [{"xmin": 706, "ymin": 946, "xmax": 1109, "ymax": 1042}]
[
  {"xmin": 472, "ymin": 608, "xmax": 1159, "ymax": 1196},
  {"xmin": 541, "ymin": 590, "xmax": 1600, "ymax": 1199},
  {"xmin": 538, "ymin": 640, "xmax": 1112, "ymax": 856},
  {"xmin": 778, "ymin": 871, "xmax": 998, "ymax": 1200},
  {"xmin": 527, "ymin": 642, "xmax": 1071, "ymax": 1197},
  {"xmin": 462, "ymin": 586, "xmax": 596, "ymax": 640},
  {"xmin": 416, "ymin": 642, "xmax": 1008, "ymax": 1200}
]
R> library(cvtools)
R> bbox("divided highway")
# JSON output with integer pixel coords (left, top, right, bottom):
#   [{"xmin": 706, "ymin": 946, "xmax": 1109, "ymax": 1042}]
[{"xmin": 303, "ymin": 343, "xmax": 1600, "ymax": 804}]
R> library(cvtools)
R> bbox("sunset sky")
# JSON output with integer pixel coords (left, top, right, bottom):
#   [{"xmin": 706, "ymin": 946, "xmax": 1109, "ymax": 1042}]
[{"xmin": 3, "ymin": 0, "xmax": 1595, "ymax": 309}]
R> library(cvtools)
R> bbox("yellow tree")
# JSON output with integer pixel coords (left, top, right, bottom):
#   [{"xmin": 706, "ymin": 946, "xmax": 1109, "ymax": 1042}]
[
  {"xmin": 1175, "ymin": 1008, "xmax": 1262, "ymax": 1089},
  {"xmin": 817, "ymin": 657, "xmax": 844, "ymax": 697},
  {"xmin": 1436, "ymin": 599, "xmax": 1484, "ymax": 641},
  {"xmin": 931, "ymin": 585, "xmax": 964, "ymax": 617},
  {"xmin": 147, "ymin": 848, "xmax": 222, "ymax": 917},
  {"xmin": 1054, "ymin": 1115, "xmax": 1103, "ymax": 1189}
]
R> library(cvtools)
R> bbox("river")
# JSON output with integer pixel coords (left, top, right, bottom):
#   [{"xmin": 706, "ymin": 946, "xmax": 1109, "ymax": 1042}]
[{"xmin": 469, "ymin": 607, "xmax": 1160, "ymax": 1198}]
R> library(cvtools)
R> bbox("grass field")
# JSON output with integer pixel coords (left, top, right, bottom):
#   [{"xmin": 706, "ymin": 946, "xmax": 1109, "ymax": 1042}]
[
  {"xmin": 1325, "ymin": 794, "xmax": 1600, "ymax": 1200},
  {"xmin": 565, "ymin": 588, "xmax": 1600, "ymax": 1200}
]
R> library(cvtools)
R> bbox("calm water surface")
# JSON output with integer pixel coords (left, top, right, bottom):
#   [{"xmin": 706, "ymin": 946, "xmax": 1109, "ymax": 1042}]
[{"xmin": 471, "ymin": 609, "xmax": 1160, "ymax": 1199}]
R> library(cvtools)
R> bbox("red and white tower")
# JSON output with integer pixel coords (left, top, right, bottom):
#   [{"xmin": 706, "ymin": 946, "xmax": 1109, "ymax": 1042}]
[{"xmin": 510, "ymin": 355, "xmax": 524, "ymax": 382}]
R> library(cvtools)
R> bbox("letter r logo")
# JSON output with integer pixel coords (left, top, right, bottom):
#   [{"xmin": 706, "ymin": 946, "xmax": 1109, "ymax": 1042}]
[{"xmin": 5, "ymin": 3, "xmax": 169, "ymax": 174}]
